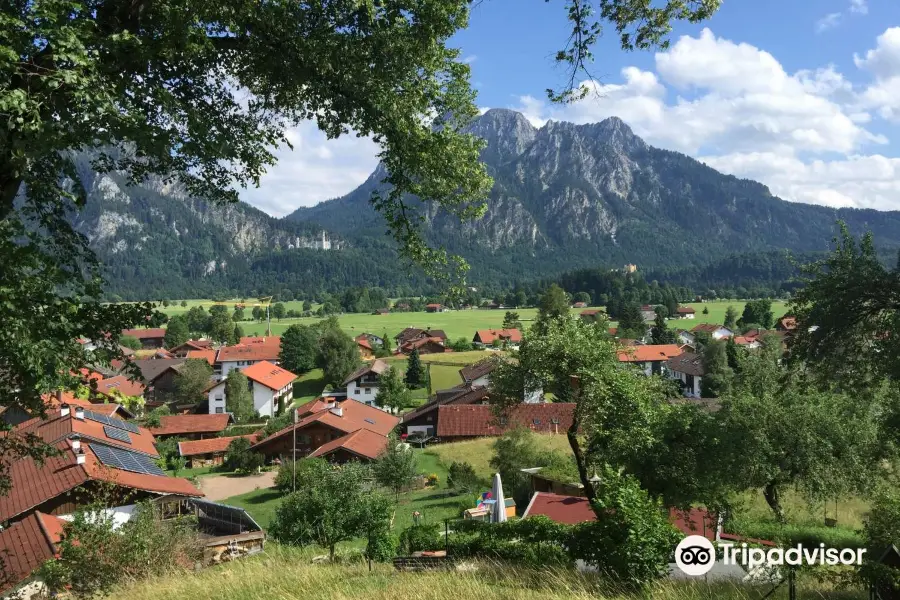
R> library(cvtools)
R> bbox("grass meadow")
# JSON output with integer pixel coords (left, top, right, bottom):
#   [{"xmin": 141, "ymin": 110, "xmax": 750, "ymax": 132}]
[{"xmin": 105, "ymin": 543, "xmax": 866, "ymax": 600}]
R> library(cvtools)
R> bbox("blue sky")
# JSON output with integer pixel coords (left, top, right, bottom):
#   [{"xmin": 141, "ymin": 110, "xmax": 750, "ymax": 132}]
[{"xmin": 242, "ymin": 0, "xmax": 900, "ymax": 216}]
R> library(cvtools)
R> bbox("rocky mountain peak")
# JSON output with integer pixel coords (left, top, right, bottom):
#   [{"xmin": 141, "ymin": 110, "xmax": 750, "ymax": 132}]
[{"xmin": 467, "ymin": 108, "xmax": 538, "ymax": 163}]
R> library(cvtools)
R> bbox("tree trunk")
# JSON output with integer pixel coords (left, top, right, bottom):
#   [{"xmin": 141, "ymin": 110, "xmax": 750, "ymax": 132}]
[
  {"xmin": 763, "ymin": 481, "xmax": 786, "ymax": 523},
  {"xmin": 329, "ymin": 543, "xmax": 336, "ymax": 562},
  {"xmin": 566, "ymin": 375, "xmax": 599, "ymax": 513}
]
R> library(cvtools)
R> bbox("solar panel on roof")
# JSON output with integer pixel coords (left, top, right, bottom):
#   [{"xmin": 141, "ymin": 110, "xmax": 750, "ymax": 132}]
[
  {"xmin": 91, "ymin": 444, "xmax": 166, "ymax": 476},
  {"xmin": 103, "ymin": 425, "xmax": 132, "ymax": 444},
  {"xmin": 364, "ymin": 418, "xmax": 376, "ymax": 424},
  {"xmin": 84, "ymin": 409, "xmax": 140, "ymax": 433}
]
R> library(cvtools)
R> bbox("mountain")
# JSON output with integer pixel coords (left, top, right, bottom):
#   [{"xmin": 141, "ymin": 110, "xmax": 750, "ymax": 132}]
[{"xmin": 288, "ymin": 108, "xmax": 900, "ymax": 281}]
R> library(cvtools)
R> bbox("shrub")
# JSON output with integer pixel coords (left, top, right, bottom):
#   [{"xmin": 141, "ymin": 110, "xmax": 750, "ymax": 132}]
[
  {"xmin": 365, "ymin": 529, "xmax": 398, "ymax": 563},
  {"xmin": 399, "ymin": 524, "xmax": 442, "ymax": 554},
  {"xmin": 425, "ymin": 473, "xmax": 439, "ymax": 487},
  {"xmin": 726, "ymin": 518, "xmax": 865, "ymax": 549},
  {"xmin": 449, "ymin": 517, "xmax": 572, "ymax": 568},
  {"xmin": 447, "ymin": 461, "xmax": 479, "ymax": 493},
  {"xmin": 449, "ymin": 337, "xmax": 473, "ymax": 352},
  {"xmin": 223, "ymin": 437, "xmax": 263, "ymax": 474}
]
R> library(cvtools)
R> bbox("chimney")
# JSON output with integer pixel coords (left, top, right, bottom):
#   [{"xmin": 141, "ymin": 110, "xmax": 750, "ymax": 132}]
[
  {"xmin": 74, "ymin": 406, "xmax": 85, "ymax": 420},
  {"xmin": 330, "ymin": 406, "xmax": 344, "ymax": 417},
  {"xmin": 60, "ymin": 403, "xmax": 70, "ymax": 417},
  {"xmin": 75, "ymin": 448, "xmax": 86, "ymax": 465},
  {"xmin": 70, "ymin": 434, "xmax": 81, "ymax": 452}
]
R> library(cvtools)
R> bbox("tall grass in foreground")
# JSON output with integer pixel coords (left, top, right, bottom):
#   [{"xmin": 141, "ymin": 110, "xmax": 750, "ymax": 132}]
[{"xmin": 106, "ymin": 545, "xmax": 866, "ymax": 600}]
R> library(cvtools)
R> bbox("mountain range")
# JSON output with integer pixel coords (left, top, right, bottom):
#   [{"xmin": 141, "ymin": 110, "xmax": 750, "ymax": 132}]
[{"xmin": 71, "ymin": 109, "xmax": 900, "ymax": 299}]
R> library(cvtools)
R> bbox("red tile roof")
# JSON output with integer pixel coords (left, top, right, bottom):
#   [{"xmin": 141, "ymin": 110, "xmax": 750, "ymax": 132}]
[
  {"xmin": 94, "ymin": 375, "xmax": 146, "ymax": 398},
  {"xmin": 676, "ymin": 306, "xmax": 696, "ymax": 314},
  {"xmin": 473, "ymin": 329, "xmax": 522, "ymax": 345},
  {"xmin": 356, "ymin": 337, "xmax": 373, "ymax": 351},
  {"xmin": 241, "ymin": 361, "xmax": 297, "ymax": 391},
  {"xmin": 12, "ymin": 410, "xmax": 158, "ymax": 457},
  {"xmin": 308, "ymin": 429, "xmax": 389, "ymax": 461},
  {"xmin": 521, "ymin": 492, "xmax": 718, "ymax": 540},
  {"xmin": 580, "ymin": 309, "xmax": 602, "ymax": 316},
  {"xmin": 122, "ymin": 328, "xmax": 167, "ymax": 339},
  {"xmin": 217, "ymin": 337, "xmax": 281, "ymax": 363},
  {"xmin": 148, "ymin": 414, "xmax": 231, "ymax": 437},
  {"xmin": 171, "ymin": 340, "xmax": 213, "ymax": 353},
  {"xmin": 252, "ymin": 399, "xmax": 399, "ymax": 451},
  {"xmin": 776, "ymin": 316, "xmax": 797, "ymax": 331},
  {"xmin": 436, "ymin": 404, "xmax": 575, "ymax": 438},
  {"xmin": 401, "ymin": 337, "xmax": 448, "ymax": 352},
  {"xmin": 178, "ymin": 434, "xmax": 258, "ymax": 457},
  {"xmin": 616, "ymin": 344, "xmax": 684, "ymax": 363},
  {"xmin": 0, "ymin": 512, "xmax": 65, "ymax": 594},
  {"xmin": 691, "ymin": 323, "xmax": 732, "ymax": 335},
  {"xmin": 425, "ymin": 304, "xmax": 443, "ymax": 309},
  {"xmin": 0, "ymin": 439, "xmax": 201, "ymax": 523},
  {"xmin": 522, "ymin": 492, "xmax": 596, "ymax": 524},
  {"xmin": 608, "ymin": 327, "xmax": 617, "ymax": 335},
  {"xmin": 572, "ymin": 302, "xmax": 588, "ymax": 308},
  {"xmin": 186, "ymin": 349, "xmax": 216, "ymax": 365}
]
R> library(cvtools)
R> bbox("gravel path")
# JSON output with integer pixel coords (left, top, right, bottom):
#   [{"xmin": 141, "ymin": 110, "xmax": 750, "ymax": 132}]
[{"xmin": 198, "ymin": 471, "xmax": 277, "ymax": 501}]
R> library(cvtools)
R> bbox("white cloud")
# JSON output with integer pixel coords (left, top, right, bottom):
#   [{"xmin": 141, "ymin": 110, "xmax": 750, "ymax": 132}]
[
  {"xmin": 238, "ymin": 122, "xmax": 379, "ymax": 217},
  {"xmin": 509, "ymin": 27, "xmax": 900, "ymax": 211},
  {"xmin": 815, "ymin": 13, "xmax": 842, "ymax": 33},
  {"xmin": 855, "ymin": 28, "xmax": 900, "ymax": 122},
  {"xmin": 462, "ymin": 55, "xmax": 478, "ymax": 64},
  {"xmin": 849, "ymin": 0, "xmax": 868, "ymax": 15}
]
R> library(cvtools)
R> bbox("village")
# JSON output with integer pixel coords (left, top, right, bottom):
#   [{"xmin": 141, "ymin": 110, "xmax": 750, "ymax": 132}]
[{"xmin": 0, "ymin": 293, "xmax": 818, "ymax": 598}]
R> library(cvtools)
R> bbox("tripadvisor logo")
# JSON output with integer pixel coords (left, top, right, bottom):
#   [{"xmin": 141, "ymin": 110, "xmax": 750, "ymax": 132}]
[{"xmin": 674, "ymin": 535, "xmax": 867, "ymax": 576}]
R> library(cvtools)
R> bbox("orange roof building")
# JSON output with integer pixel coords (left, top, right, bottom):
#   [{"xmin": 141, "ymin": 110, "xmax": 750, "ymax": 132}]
[
  {"xmin": 205, "ymin": 361, "xmax": 296, "ymax": 419},
  {"xmin": 617, "ymin": 344, "xmax": 684, "ymax": 376},
  {"xmin": 0, "ymin": 511, "xmax": 67, "ymax": 596},
  {"xmin": 177, "ymin": 434, "xmax": 259, "ymax": 468},
  {"xmin": 147, "ymin": 414, "xmax": 232, "ymax": 439},
  {"xmin": 472, "ymin": 329, "xmax": 522, "ymax": 348}
]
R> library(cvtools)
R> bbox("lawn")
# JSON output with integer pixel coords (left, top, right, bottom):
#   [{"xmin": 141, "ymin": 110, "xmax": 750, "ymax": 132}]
[
  {"xmin": 222, "ymin": 486, "xmax": 283, "ymax": 530},
  {"xmin": 674, "ymin": 300, "xmax": 790, "ymax": 329},
  {"xmin": 423, "ymin": 436, "xmax": 574, "ymax": 482},
  {"xmin": 292, "ymin": 369, "xmax": 327, "ymax": 406}
]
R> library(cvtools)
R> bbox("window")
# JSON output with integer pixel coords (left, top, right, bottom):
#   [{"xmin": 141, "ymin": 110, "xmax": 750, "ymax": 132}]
[
  {"xmin": 215, "ymin": 395, "xmax": 223, "ymax": 403},
  {"xmin": 533, "ymin": 418, "xmax": 541, "ymax": 425},
  {"xmin": 364, "ymin": 388, "xmax": 371, "ymax": 394},
  {"xmin": 499, "ymin": 417, "xmax": 507, "ymax": 425},
  {"xmin": 215, "ymin": 407, "xmax": 224, "ymax": 414},
  {"xmin": 551, "ymin": 417, "xmax": 560, "ymax": 425}
]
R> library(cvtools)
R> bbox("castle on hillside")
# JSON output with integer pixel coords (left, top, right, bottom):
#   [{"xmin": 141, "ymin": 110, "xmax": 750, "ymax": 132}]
[
  {"xmin": 623, "ymin": 263, "xmax": 637, "ymax": 274},
  {"xmin": 312, "ymin": 231, "xmax": 331, "ymax": 250}
]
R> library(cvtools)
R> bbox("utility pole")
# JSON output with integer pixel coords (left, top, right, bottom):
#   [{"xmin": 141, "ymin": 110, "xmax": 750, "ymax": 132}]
[{"xmin": 292, "ymin": 406, "xmax": 298, "ymax": 493}]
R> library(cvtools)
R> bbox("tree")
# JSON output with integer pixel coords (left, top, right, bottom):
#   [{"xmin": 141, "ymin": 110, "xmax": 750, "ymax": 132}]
[
  {"xmin": 617, "ymin": 303, "xmax": 646, "ymax": 339},
  {"xmin": 649, "ymin": 311, "xmax": 675, "ymax": 345},
  {"xmin": 173, "ymin": 359, "xmax": 213, "ymax": 405},
  {"xmin": 223, "ymin": 437, "xmax": 263, "ymax": 474},
  {"xmin": 208, "ymin": 311, "xmax": 236, "ymax": 344},
  {"xmin": 373, "ymin": 435, "xmax": 418, "ymax": 501},
  {"xmin": 164, "ymin": 316, "xmax": 190, "ymax": 349},
  {"xmin": 489, "ymin": 427, "xmax": 555, "ymax": 509},
  {"xmin": 272, "ymin": 303, "xmax": 286, "ymax": 321},
  {"xmin": 502, "ymin": 311, "xmax": 523, "ymax": 330},
  {"xmin": 375, "ymin": 367, "xmax": 413, "ymax": 413},
  {"xmin": 536, "ymin": 284, "xmax": 570, "ymax": 330},
  {"xmin": 180, "ymin": 300, "xmax": 188, "ymax": 308},
  {"xmin": 185, "ymin": 306, "xmax": 211, "ymax": 334},
  {"xmin": 279, "ymin": 324, "xmax": 319, "ymax": 375},
  {"xmin": 317, "ymin": 328, "xmax": 361, "ymax": 388},
  {"xmin": 302, "ymin": 300, "xmax": 312, "ymax": 312},
  {"xmin": 514, "ymin": 290, "xmax": 528, "ymax": 308},
  {"xmin": 270, "ymin": 460, "xmax": 392, "ymax": 561},
  {"xmin": 145, "ymin": 405, "xmax": 171, "ymax": 429},
  {"xmin": 119, "ymin": 335, "xmax": 142, "ymax": 351},
  {"xmin": 702, "ymin": 306, "xmax": 710, "ymax": 315},
  {"xmin": 723, "ymin": 305, "xmax": 738, "ymax": 329},
  {"xmin": 700, "ymin": 340, "xmax": 732, "ymax": 398},
  {"xmin": 251, "ymin": 306, "xmax": 264, "ymax": 322},
  {"xmin": 232, "ymin": 307, "xmax": 246, "ymax": 322},
  {"xmin": 574, "ymin": 291, "xmax": 591, "ymax": 304},
  {"xmin": 738, "ymin": 299, "xmax": 773, "ymax": 330},
  {"xmin": 225, "ymin": 370, "xmax": 255, "ymax": 423},
  {"xmin": 382, "ymin": 332, "xmax": 393, "ymax": 353},
  {"xmin": 405, "ymin": 349, "xmax": 425, "ymax": 389}
]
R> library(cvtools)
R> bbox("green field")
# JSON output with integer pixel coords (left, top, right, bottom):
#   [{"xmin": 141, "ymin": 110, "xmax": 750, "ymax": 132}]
[{"xmin": 675, "ymin": 301, "xmax": 790, "ymax": 329}]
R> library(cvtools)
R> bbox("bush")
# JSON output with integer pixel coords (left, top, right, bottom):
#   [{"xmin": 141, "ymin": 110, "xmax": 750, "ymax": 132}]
[
  {"xmin": 447, "ymin": 461, "xmax": 479, "ymax": 493},
  {"xmin": 274, "ymin": 459, "xmax": 320, "ymax": 494},
  {"xmin": 425, "ymin": 473, "xmax": 439, "ymax": 487},
  {"xmin": 399, "ymin": 524, "xmax": 442, "ymax": 554},
  {"xmin": 449, "ymin": 517, "xmax": 572, "ymax": 568},
  {"xmin": 726, "ymin": 518, "xmax": 865, "ymax": 549},
  {"xmin": 449, "ymin": 337, "xmax": 473, "ymax": 352},
  {"xmin": 365, "ymin": 529, "xmax": 398, "ymax": 563},
  {"xmin": 223, "ymin": 437, "xmax": 264, "ymax": 474}
]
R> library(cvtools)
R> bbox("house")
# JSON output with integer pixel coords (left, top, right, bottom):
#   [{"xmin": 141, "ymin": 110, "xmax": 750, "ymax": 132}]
[
  {"xmin": 185, "ymin": 349, "xmax": 217, "ymax": 365},
  {"xmin": 459, "ymin": 358, "xmax": 500, "ymax": 387},
  {"xmin": 399, "ymin": 336, "xmax": 448, "ymax": 355},
  {"xmin": 732, "ymin": 335, "xmax": 761, "ymax": 349},
  {"xmin": 572, "ymin": 301, "xmax": 588, "ymax": 309},
  {"xmin": 675, "ymin": 306, "xmax": 696, "ymax": 319},
  {"xmin": 132, "ymin": 358, "xmax": 187, "ymax": 404},
  {"xmin": 307, "ymin": 428, "xmax": 390, "ymax": 463},
  {"xmin": 472, "ymin": 328, "xmax": 522, "ymax": 349},
  {"xmin": 356, "ymin": 335, "xmax": 375, "ymax": 360},
  {"xmin": 639, "ymin": 305, "xmax": 658, "ymax": 321},
  {"xmin": 616, "ymin": 344, "xmax": 684, "ymax": 376},
  {"xmin": 425, "ymin": 303, "xmax": 447, "ymax": 313},
  {"xmin": 580, "ymin": 309, "xmax": 603, "ymax": 322},
  {"xmin": 205, "ymin": 360, "xmax": 295, "ymax": 417},
  {"xmin": 691, "ymin": 323, "xmax": 734, "ymax": 340},
  {"xmin": 775, "ymin": 315, "xmax": 797, "ymax": 332},
  {"xmin": 121, "ymin": 328, "xmax": 167, "ymax": 349},
  {"xmin": 42, "ymin": 390, "xmax": 135, "ymax": 420},
  {"xmin": 342, "ymin": 359, "xmax": 390, "ymax": 406},
  {"xmin": 372, "ymin": 308, "xmax": 390, "ymax": 315},
  {"xmin": 666, "ymin": 352, "xmax": 705, "ymax": 398},
  {"xmin": 0, "ymin": 405, "xmax": 202, "ymax": 524},
  {"xmin": 0, "ymin": 511, "xmax": 67, "ymax": 598},
  {"xmin": 178, "ymin": 434, "xmax": 259, "ymax": 468},
  {"xmin": 94, "ymin": 375, "xmax": 146, "ymax": 400},
  {"xmin": 676, "ymin": 329, "xmax": 695, "ymax": 345},
  {"xmin": 215, "ymin": 336, "xmax": 281, "ymax": 379},
  {"xmin": 521, "ymin": 492, "xmax": 720, "ymax": 541},
  {"xmin": 435, "ymin": 403, "xmax": 575, "ymax": 440},
  {"xmin": 356, "ymin": 332, "xmax": 385, "ymax": 348},
  {"xmin": 148, "ymin": 413, "xmax": 232, "ymax": 440},
  {"xmin": 250, "ymin": 397, "xmax": 399, "ymax": 462},
  {"xmin": 395, "ymin": 328, "xmax": 447, "ymax": 347},
  {"xmin": 401, "ymin": 386, "xmax": 491, "ymax": 438},
  {"xmin": 169, "ymin": 339, "xmax": 213, "ymax": 356}
]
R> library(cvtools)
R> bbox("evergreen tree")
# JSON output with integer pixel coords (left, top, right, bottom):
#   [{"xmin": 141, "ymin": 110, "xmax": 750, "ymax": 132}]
[
  {"xmin": 405, "ymin": 349, "xmax": 424, "ymax": 389},
  {"xmin": 617, "ymin": 303, "xmax": 646, "ymax": 339},
  {"xmin": 225, "ymin": 370, "xmax": 256, "ymax": 423},
  {"xmin": 650, "ymin": 311, "xmax": 675, "ymax": 345},
  {"xmin": 502, "ymin": 311, "xmax": 523, "ymax": 330},
  {"xmin": 382, "ymin": 332, "xmax": 392, "ymax": 353},
  {"xmin": 163, "ymin": 316, "xmax": 190, "ymax": 349},
  {"xmin": 724, "ymin": 305, "xmax": 738, "ymax": 329},
  {"xmin": 700, "ymin": 340, "xmax": 733, "ymax": 398}
]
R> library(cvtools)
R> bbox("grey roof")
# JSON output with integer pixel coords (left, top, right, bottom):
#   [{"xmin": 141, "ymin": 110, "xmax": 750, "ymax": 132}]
[
  {"xmin": 132, "ymin": 358, "xmax": 187, "ymax": 383},
  {"xmin": 401, "ymin": 385, "xmax": 490, "ymax": 424},
  {"xmin": 341, "ymin": 359, "xmax": 390, "ymax": 387},
  {"xmin": 666, "ymin": 352, "xmax": 706, "ymax": 376},
  {"xmin": 459, "ymin": 357, "xmax": 500, "ymax": 383}
]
